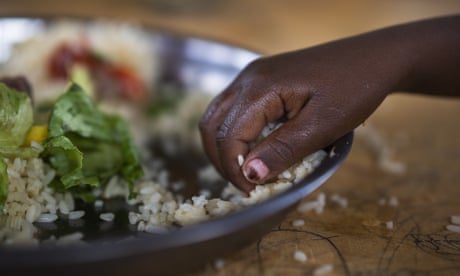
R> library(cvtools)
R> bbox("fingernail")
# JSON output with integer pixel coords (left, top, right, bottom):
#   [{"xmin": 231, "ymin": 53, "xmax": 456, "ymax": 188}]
[{"xmin": 243, "ymin": 159, "xmax": 269, "ymax": 183}]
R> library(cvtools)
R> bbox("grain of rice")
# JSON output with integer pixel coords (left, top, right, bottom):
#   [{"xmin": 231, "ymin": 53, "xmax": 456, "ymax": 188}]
[
  {"xmin": 68, "ymin": 210, "xmax": 85, "ymax": 220},
  {"xmin": 297, "ymin": 201, "xmax": 319, "ymax": 213},
  {"xmin": 297, "ymin": 192, "xmax": 326, "ymax": 214},
  {"xmin": 129, "ymin": 212, "xmax": 140, "ymax": 225},
  {"xmin": 100, "ymin": 213, "xmax": 115, "ymax": 222},
  {"xmin": 144, "ymin": 224, "xmax": 168, "ymax": 234},
  {"xmin": 450, "ymin": 215, "xmax": 460, "ymax": 225},
  {"xmin": 388, "ymin": 196, "xmax": 399, "ymax": 207},
  {"xmin": 42, "ymin": 192, "xmax": 57, "ymax": 205},
  {"xmin": 25, "ymin": 204, "xmax": 40, "ymax": 223},
  {"xmin": 293, "ymin": 250, "xmax": 307, "ymax": 262},
  {"xmin": 329, "ymin": 146, "xmax": 336, "ymax": 158},
  {"xmin": 237, "ymin": 154, "xmax": 244, "ymax": 167},
  {"xmin": 385, "ymin": 220, "xmax": 394, "ymax": 230},
  {"xmin": 30, "ymin": 141, "xmax": 44, "ymax": 152},
  {"xmin": 446, "ymin": 224, "xmax": 460, "ymax": 233},
  {"xmin": 157, "ymin": 170, "xmax": 169, "ymax": 188},
  {"xmin": 37, "ymin": 214, "xmax": 58, "ymax": 223},
  {"xmin": 137, "ymin": 221, "xmax": 146, "ymax": 231},
  {"xmin": 279, "ymin": 170, "xmax": 293, "ymax": 180},
  {"xmin": 292, "ymin": 219, "xmax": 305, "ymax": 227},
  {"xmin": 58, "ymin": 200, "xmax": 70, "ymax": 215},
  {"xmin": 43, "ymin": 170, "xmax": 56, "ymax": 186},
  {"xmin": 94, "ymin": 199, "xmax": 104, "ymax": 208},
  {"xmin": 330, "ymin": 194, "xmax": 348, "ymax": 208},
  {"xmin": 355, "ymin": 124, "xmax": 406, "ymax": 175},
  {"xmin": 214, "ymin": 259, "xmax": 225, "ymax": 270},
  {"xmin": 103, "ymin": 176, "xmax": 129, "ymax": 199},
  {"xmin": 56, "ymin": 232, "xmax": 84, "ymax": 245},
  {"xmin": 199, "ymin": 189, "xmax": 212, "ymax": 199},
  {"xmin": 314, "ymin": 264, "xmax": 334, "ymax": 275}
]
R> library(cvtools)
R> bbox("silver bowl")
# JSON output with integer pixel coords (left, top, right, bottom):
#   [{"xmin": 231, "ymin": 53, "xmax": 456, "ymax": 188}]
[{"xmin": 0, "ymin": 16, "xmax": 353, "ymax": 275}]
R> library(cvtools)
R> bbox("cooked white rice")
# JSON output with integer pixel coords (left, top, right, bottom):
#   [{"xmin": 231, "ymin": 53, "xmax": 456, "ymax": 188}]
[
  {"xmin": 451, "ymin": 215, "xmax": 460, "ymax": 225},
  {"xmin": 99, "ymin": 213, "xmax": 115, "ymax": 222},
  {"xmin": 385, "ymin": 220, "xmax": 394, "ymax": 230},
  {"xmin": 446, "ymin": 224, "xmax": 460, "ymax": 234},
  {"xmin": 297, "ymin": 192, "xmax": 326, "ymax": 214},
  {"xmin": 293, "ymin": 250, "xmax": 308, "ymax": 262},
  {"xmin": 214, "ymin": 258, "xmax": 225, "ymax": 270},
  {"xmin": 292, "ymin": 219, "xmax": 305, "ymax": 227},
  {"xmin": 330, "ymin": 194, "xmax": 348, "ymax": 208},
  {"xmin": 314, "ymin": 264, "xmax": 334, "ymax": 275},
  {"xmin": 68, "ymin": 210, "xmax": 85, "ymax": 220},
  {"xmin": 0, "ymin": 156, "xmax": 77, "ymax": 246}
]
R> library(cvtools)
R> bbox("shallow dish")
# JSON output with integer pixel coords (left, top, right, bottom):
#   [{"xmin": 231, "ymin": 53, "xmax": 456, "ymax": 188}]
[{"xmin": 0, "ymin": 17, "xmax": 353, "ymax": 275}]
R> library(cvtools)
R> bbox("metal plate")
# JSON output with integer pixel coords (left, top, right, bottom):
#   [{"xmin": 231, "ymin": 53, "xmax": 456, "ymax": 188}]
[{"xmin": 0, "ymin": 17, "xmax": 353, "ymax": 275}]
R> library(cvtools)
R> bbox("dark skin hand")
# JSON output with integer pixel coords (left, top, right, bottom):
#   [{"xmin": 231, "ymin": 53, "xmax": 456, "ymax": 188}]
[{"xmin": 199, "ymin": 15, "xmax": 460, "ymax": 194}]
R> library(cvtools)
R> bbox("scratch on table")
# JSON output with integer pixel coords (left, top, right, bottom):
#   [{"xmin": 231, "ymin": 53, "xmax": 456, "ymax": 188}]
[
  {"xmin": 377, "ymin": 214, "xmax": 416, "ymax": 273},
  {"xmin": 411, "ymin": 232, "xmax": 460, "ymax": 259},
  {"xmin": 255, "ymin": 227, "xmax": 351, "ymax": 276}
]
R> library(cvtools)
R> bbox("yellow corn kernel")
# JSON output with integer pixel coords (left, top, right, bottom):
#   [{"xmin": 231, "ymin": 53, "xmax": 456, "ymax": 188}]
[{"xmin": 24, "ymin": 125, "xmax": 48, "ymax": 146}]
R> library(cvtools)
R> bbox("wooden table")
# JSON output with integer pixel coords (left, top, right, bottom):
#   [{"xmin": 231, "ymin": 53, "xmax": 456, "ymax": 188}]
[{"xmin": 2, "ymin": 1, "xmax": 460, "ymax": 275}]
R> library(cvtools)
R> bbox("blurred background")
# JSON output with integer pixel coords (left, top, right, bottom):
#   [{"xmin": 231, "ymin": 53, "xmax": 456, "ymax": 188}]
[{"xmin": 2, "ymin": 0, "xmax": 460, "ymax": 55}]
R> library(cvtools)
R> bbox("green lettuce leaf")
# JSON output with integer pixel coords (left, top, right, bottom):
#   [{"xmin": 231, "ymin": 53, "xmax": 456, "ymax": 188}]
[
  {"xmin": 42, "ymin": 135, "xmax": 99, "ymax": 189},
  {"xmin": 0, "ymin": 147, "xmax": 41, "ymax": 159},
  {"xmin": 42, "ymin": 83, "xmax": 143, "ymax": 200},
  {"xmin": 0, "ymin": 83, "xmax": 40, "ymax": 160},
  {"xmin": 0, "ymin": 83, "xmax": 33, "ymax": 148}
]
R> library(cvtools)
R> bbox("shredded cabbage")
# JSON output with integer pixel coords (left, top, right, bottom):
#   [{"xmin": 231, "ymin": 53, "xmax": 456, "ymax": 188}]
[{"xmin": 42, "ymin": 83, "xmax": 143, "ymax": 200}]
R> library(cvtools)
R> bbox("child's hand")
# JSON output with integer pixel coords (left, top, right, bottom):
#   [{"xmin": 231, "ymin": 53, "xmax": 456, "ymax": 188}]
[{"xmin": 199, "ymin": 16, "xmax": 460, "ymax": 193}]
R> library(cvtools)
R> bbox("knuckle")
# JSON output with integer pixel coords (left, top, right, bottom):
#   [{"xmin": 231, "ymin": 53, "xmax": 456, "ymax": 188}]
[
  {"xmin": 266, "ymin": 136, "xmax": 295, "ymax": 163},
  {"xmin": 215, "ymin": 121, "xmax": 232, "ymax": 146}
]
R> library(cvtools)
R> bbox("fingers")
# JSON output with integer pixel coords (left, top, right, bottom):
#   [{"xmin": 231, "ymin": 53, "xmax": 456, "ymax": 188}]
[
  {"xmin": 199, "ymin": 87, "xmax": 238, "ymax": 177},
  {"xmin": 213, "ymin": 92, "xmax": 283, "ymax": 193},
  {"xmin": 210, "ymin": 84, "xmax": 314, "ymax": 192},
  {"xmin": 199, "ymin": 57, "xmax": 345, "ymax": 193},
  {"xmin": 242, "ymin": 96, "xmax": 353, "ymax": 184}
]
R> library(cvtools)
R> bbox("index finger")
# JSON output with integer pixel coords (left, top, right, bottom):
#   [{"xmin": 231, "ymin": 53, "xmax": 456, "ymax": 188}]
[{"xmin": 215, "ymin": 91, "xmax": 286, "ymax": 192}]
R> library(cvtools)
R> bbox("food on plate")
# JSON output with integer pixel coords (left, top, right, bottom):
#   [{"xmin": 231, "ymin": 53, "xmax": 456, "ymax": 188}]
[{"xmin": 0, "ymin": 19, "xmax": 327, "ymax": 247}]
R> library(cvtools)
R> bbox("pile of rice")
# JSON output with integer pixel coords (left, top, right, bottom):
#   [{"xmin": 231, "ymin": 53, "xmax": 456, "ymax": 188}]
[
  {"xmin": 0, "ymin": 143, "xmax": 76, "ymax": 246},
  {"xmin": 128, "ymin": 149, "xmax": 326, "ymax": 231},
  {"xmin": 0, "ymin": 118, "xmax": 326, "ymax": 245}
]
